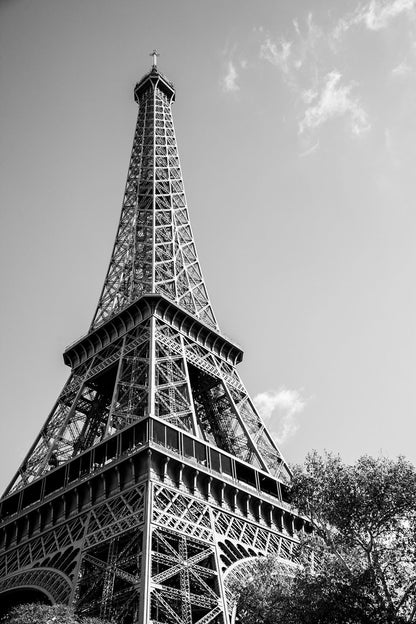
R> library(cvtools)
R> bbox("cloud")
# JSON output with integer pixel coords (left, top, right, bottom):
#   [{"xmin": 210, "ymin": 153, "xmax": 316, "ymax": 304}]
[
  {"xmin": 259, "ymin": 14, "xmax": 323, "ymax": 82},
  {"xmin": 260, "ymin": 37, "xmax": 292, "ymax": 74},
  {"xmin": 361, "ymin": 0, "xmax": 415, "ymax": 31},
  {"xmin": 392, "ymin": 60, "xmax": 412, "ymax": 76},
  {"xmin": 258, "ymin": 24, "xmax": 371, "ymax": 139},
  {"xmin": 299, "ymin": 71, "xmax": 370, "ymax": 135},
  {"xmin": 302, "ymin": 88, "xmax": 318, "ymax": 104},
  {"xmin": 334, "ymin": 0, "xmax": 415, "ymax": 38},
  {"xmin": 299, "ymin": 140, "xmax": 320, "ymax": 157},
  {"xmin": 252, "ymin": 3, "xmax": 416, "ymax": 144},
  {"xmin": 258, "ymin": 15, "xmax": 371, "ymax": 140},
  {"xmin": 222, "ymin": 60, "xmax": 240, "ymax": 93},
  {"xmin": 253, "ymin": 387, "xmax": 306, "ymax": 445}
]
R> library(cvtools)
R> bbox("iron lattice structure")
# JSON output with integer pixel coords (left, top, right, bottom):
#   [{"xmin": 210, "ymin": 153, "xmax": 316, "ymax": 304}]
[{"xmin": 0, "ymin": 63, "xmax": 309, "ymax": 623}]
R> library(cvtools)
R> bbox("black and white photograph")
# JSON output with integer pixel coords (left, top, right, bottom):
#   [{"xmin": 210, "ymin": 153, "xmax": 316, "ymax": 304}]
[{"xmin": 1, "ymin": 1, "xmax": 416, "ymax": 622}]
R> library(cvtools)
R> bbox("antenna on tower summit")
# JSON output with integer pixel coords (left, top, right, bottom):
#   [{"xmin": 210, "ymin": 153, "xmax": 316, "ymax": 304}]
[{"xmin": 150, "ymin": 49, "xmax": 160, "ymax": 69}]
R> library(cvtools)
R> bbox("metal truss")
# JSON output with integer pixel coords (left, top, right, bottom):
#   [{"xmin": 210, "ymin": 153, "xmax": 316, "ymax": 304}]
[
  {"xmin": 0, "ymin": 486, "xmax": 145, "ymax": 584},
  {"xmin": 5, "ymin": 322, "xmax": 152, "ymax": 493},
  {"xmin": 90, "ymin": 68, "xmax": 218, "ymax": 332},
  {"xmin": 0, "ymin": 461, "xmax": 302, "ymax": 621},
  {"xmin": 74, "ymin": 481, "xmax": 299, "ymax": 623},
  {"xmin": 148, "ymin": 484, "xmax": 300, "ymax": 623},
  {"xmin": 0, "ymin": 63, "xmax": 305, "ymax": 622},
  {"xmin": 77, "ymin": 529, "xmax": 143, "ymax": 621},
  {"xmin": 6, "ymin": 312, "xmax": 290, "ymax": 494}
]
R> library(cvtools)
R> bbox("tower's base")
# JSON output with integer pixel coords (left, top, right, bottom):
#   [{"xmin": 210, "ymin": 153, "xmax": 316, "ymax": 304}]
[{"xmin": 0, "ymin": 416, "xmax": 304, "ymax": 623}]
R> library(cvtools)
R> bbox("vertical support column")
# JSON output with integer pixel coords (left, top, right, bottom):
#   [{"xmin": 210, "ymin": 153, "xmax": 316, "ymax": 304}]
[
  {"xmin": 180, "ymin": 334, "xmax": 199, "ymax": 437},
  {"xmin": 209, "ymin": 506, "xmax": 230, "ymax": 624},
  {"xmin": 151, "ymin": 82, "xmax": 156, "ymax": 291},
  {"xmin": 149, "ymin": 316, "xmax": 156, "ymax": 418},
  {"xmin": 138, "ymin": 458, "xmax": 153, "ymax": 623},
  {"xmin": 179, "ymin": 536, "xmax": 192, "ymax": 623},
  {"xmin": 70, "ymin": 509, "xmax": 92, "ymax": 606},
  {"xmin": 100, "ymin": 537, "xmax": 118, "ymax": 618},
  {"xmin": 105, "ymin": 335, "xmax": 128, "ymax": 436}
]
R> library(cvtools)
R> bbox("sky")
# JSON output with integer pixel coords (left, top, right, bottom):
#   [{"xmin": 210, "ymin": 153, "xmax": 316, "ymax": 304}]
[{"xmin": 1, "ymin": 0, "xmax": 416, "ymax": 493}]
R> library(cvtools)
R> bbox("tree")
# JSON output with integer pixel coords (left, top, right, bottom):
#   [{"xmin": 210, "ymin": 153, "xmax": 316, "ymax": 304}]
[
  {"xmin": 0, "ymin": 603, "xmax": 114, "ymax": 624},
  {"xmin": 234, "ymin": 453, "xmax": 416, "ymax": 624}
]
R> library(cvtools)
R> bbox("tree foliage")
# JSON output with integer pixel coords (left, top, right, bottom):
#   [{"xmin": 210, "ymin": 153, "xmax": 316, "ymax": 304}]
[
  {"xmin": 234, "ymin": 453, "xmax": 416, "ymax": 624},
  {"xmin": 0, "ymin": 603, "xmax": 114, "ymax": 624}
]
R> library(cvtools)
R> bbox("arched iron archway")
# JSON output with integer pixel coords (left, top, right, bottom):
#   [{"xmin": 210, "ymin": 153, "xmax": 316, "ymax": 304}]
[
  {"xmin": 0, "ymin": 566, "xmax": 72, "ymax": 615},
  {"xmin": 0, "ymin": 586, "xmax": 52, "ymax": 617},
  {"xmin": 223, "ymin": 555, "xmax": 299, "ymax": 624}
]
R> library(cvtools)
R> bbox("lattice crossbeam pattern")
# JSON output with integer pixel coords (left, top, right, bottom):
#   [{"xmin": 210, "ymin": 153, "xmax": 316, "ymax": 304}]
[
  {"xmin": 154, "ymin": 319, "xmax": 290, "ymax": 481},
  {"xmin": 6, "ymin": 309, "xmax": 290, "ymax": 493},
  {"xmin": 6, "ymin": 321, "xmax": 152, "ymax": 493},
  {"xmin": 91, "ymin": 69, "xmax": 218, "ymax": 332}
]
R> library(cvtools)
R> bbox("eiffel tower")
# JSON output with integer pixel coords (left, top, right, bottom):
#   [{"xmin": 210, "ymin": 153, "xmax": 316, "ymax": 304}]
[{"xmin": 0, "ymin": 55, "xmax": 308, "ymax": 623}]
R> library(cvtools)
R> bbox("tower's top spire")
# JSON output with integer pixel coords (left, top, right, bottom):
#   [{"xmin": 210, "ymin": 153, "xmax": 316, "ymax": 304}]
[
  {"xmin": 135, "ymin": 51, "xmax": 175, "ymax": 102},
  {"xmin": 150, "ymin": 48, "xmax": 160, "ymax": 69}
]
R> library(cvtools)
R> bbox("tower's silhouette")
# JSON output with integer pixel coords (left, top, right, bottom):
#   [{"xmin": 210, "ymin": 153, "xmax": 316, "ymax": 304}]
[{"xmin": 0, "ymin": 59, "xmax": 308, "ymax": 623}]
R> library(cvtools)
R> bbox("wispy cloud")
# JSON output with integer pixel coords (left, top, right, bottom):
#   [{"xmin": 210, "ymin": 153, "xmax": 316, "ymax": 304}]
[
  {"xmin": 392, "ymin": 60, "xmax": 412, "ymax": 76},
  {"xmin": 260, "ymin": 37, "xmax": 292, "ymax": 74},
  {"xmin": 363, "ymin": 0, "xmax": 415, "ymax": 30},
  {"xmin": 259, "ymin": 13, "xmax": 322, "ymax": 82},
  {"xmin": 299, "ymin": 71, "xmax": 370, "ymax": 135},
  {"xmin": 299, "ymin": 140, "xmax": 320, "ymax": 157},
  {"xmin": 254, "ymin": 387, "xmax": 306, "ymax": 445},
  {"xmin": 258, "ymin": 16, "xmax": 372, "ymax": 139},
  {"xmin": 222, "ymin": 60, "xmax": 240, "ymax": 93},
  {"xmin": 334, "ymin": 0, "xmax": 415, "ymax": 38},
  {"xmin": 254, "ymin": 1, "xmax": 414, "ymax": 140}
]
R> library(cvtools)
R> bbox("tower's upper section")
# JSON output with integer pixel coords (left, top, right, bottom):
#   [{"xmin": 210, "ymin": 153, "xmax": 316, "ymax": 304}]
[{"xmin": 90, "ymin": 61, "xmax": 218, "ymax": 331}]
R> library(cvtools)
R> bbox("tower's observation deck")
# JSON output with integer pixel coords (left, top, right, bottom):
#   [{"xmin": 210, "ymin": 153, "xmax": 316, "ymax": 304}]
[{"xmin": 134, "ymin": 66, "xmax": 176, "ymax": 102}]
